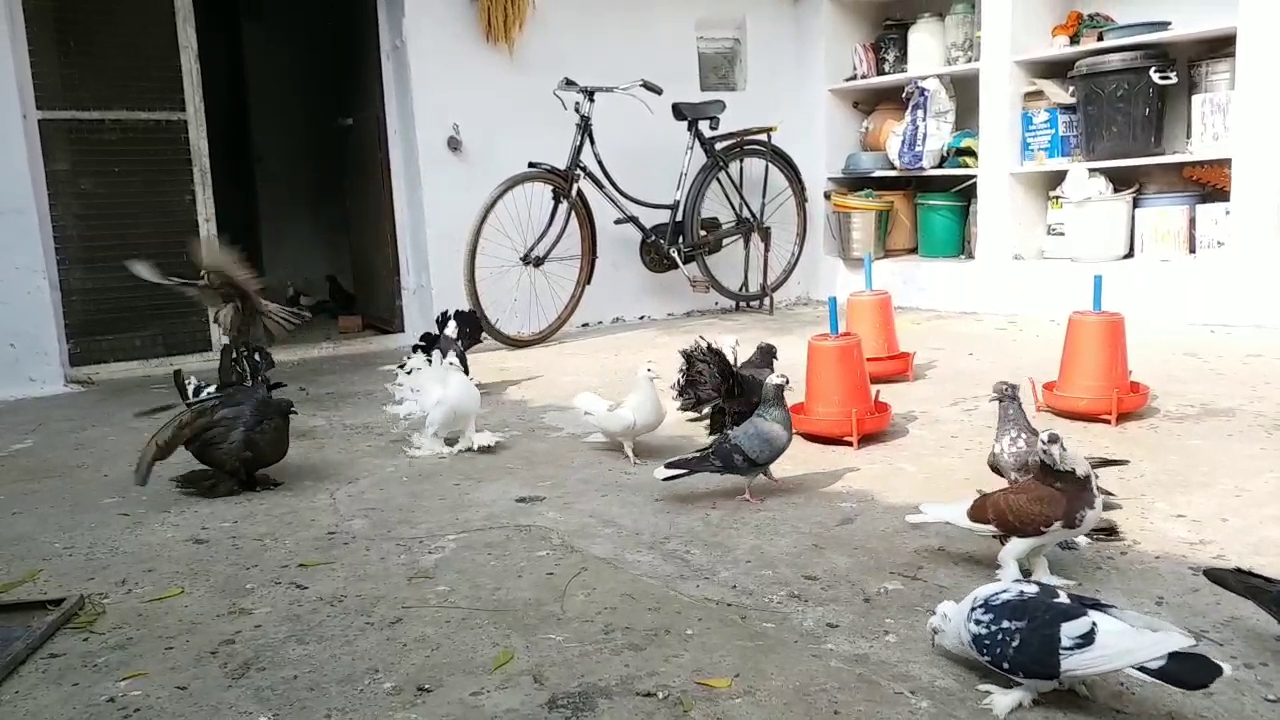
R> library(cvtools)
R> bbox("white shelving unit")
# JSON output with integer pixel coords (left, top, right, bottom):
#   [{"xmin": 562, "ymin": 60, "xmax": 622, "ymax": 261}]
[{"xmin": 813, "ymin": 0, "xmax": 1260, "ymax": 326}]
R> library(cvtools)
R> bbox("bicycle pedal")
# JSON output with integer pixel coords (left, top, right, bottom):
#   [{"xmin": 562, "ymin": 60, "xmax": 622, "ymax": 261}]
[{"xmin": 688, "ymin": 277, "xmax": 712, "ymax": 294}]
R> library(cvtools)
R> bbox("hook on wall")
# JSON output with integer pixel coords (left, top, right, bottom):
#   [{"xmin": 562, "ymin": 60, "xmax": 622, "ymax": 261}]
[{"xmin": 446, "ymin": 123, "xmax": 463, "ymax": 154}]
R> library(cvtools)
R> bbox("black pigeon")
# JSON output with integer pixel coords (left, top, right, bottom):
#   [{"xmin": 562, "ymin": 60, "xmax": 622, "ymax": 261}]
[
  {"xmin": 134, "ymin": 348, "xmax": 298, "ymax": 499},
  {"xmin": 654, "ymin": 372, "xmax": 793, "ymax": 504},
  {"xmin": 124, "ymin": 238, "xmax": 310, "ymax": 346},
  {"xmin": 325, "ymin": 274, "xmax": 358, "ymax": 315},
  {"xmin": 398, "ymin": 309, "xmax": 485, "ymax": 375},
  {"xmin": 986, "ymin": 380, "xmax": 1128, "ymax": 548},
  {"xmin": 671, "ymin": 338, "xmax": 778, "ymax": 437},
  {"xmin": 1202, "ymin": 566, "xmax": 1280, "ymax": 624}
]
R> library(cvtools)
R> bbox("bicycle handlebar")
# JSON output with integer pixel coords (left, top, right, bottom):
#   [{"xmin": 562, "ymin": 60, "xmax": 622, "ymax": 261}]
[{"xmin": 556, "ymin": 77, "xmax": 664, "ymax": 96}]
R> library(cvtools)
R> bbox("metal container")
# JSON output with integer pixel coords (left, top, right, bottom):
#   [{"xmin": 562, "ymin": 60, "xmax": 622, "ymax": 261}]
[
  {"xmin": 875, "ymin": 18, "xmax": 911, "ymax": 75},
  {"xmin": 829, "ymin": 196, "xmax": 894, "ymax": 260},
  {"xmin": 1187, "ymin": 55, "xmax": 1235, "ymax": 152}
]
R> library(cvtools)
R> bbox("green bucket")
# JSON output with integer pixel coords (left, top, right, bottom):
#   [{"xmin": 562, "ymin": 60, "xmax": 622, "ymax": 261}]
[{"xmin": 916, "ymin": 192, "xmax": 970, "ymax": 258}]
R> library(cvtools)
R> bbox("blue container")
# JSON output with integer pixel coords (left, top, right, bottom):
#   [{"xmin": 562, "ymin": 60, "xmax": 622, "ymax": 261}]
[
  {"xmin": 1021, "ymin": 105, "xmax": 1080, "ymax": 166},
  {"xmin": 1134, "ymin": 191, "xmax": 1203, "ymax": 209}
]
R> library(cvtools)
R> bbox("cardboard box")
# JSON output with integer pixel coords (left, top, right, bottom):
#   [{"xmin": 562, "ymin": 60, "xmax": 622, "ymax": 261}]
[{"xmin": 1021, "ymin": 101, "xmax": 1080, "ymax": 166}]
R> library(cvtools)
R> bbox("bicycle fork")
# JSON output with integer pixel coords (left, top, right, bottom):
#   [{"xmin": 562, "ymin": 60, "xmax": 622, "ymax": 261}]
[{"xmin": 664, "ymin": 130, "xmax": 711, "ymax": 294}]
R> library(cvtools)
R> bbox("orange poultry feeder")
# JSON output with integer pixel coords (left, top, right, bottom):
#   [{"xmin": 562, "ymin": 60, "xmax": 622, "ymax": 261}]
[
  {"xmin": 1030, "ymin": 276, "xmax": 1150, "ymax": 426},
  {"xmin": 845, "ymin": 290, "xmax": 915, "ymax": 381},
  {"xmin": 790, "ymin": 298, "xmax": 893, "ymax": 447}
]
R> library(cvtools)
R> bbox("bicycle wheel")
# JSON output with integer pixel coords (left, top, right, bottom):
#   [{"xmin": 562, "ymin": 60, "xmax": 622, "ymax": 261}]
[
  {"xmin": 684, "ymin": 141, "xmax": 807, "ymax": 304},
  {"xmin": 464, "ymin": 170, "xmax": 595, "ymax": 348}
]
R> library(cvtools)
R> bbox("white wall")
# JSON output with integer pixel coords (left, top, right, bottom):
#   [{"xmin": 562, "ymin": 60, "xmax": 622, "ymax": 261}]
[
  {"xmin": 0, "ymin": 1, "xmax": 67, "ymax": 400},
  {"xmin": 399, "ymin": 0, "xmax": 825, "ymax": 329}
]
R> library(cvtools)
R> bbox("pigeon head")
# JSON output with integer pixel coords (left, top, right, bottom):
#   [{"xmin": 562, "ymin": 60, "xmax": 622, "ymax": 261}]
[
  {"xmin": 990, "ymin": 381, "xmax": 1021, "ymax": 403},
  {"xmin": 753, "ymin": 342, "xmax": 778, "ymax": 362},
  {"xmin": 926, "ymin": 599, "xmax": 962, "ymax": 651},
  {"xmin": 765, "ymin": 372, "xmax": 791, "ymax": 390},
  {"xmin": 1038, "ymin": 429, "xmax": 1065, "ymax": 464},
  {"xmin": 441, "ymin": 351, "xmax": 465, "ymax": 371},
  {"xmin": 276, "ymin": 397, "xmax": 298, "ymax": 416},
  {"xmin": 443, "ymin": 317, "xmax": 459, "ymax": 339},
  {"xmin": 636, "ymin": 364, "xmax": 661, "ymax": 381}
]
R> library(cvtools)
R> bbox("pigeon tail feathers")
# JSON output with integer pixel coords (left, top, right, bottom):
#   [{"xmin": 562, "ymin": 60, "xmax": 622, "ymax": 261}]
[
  {"xmin": 653, "ymin": 446, "xmax": 717, "ymax": 482},
  {"xmin": 1123, "ymin": 652, "xmax": 1231, "ymax": 691},
  {"xmin": 1085, "ymin": 456, "xmax": 1129, "ymax": 470},
  {"xmin": 906, "ymin": 500, "xmax": 1003, "ymax": 535},
  {"xmin": 572, "ymin": 391, "xmax": 616, "ymax": 417}
]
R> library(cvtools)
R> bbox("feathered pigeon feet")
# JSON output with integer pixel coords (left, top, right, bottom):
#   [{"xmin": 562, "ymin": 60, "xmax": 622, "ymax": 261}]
[
  {"xmin": 974, "ymin": 684, "xmax": 1039, "ymax": 719},
  {"xmin": 1028, "ymin": 552, "xmax": 1078, "ymax": 587},
  {"xmin": 456, "ymin": 429, "xmax": 501, "ymax": 452},
  {"xmin": 405, "ymin": 433, "xmax": 455, "ymax": 457},
  {"xmin": 169, "ymin": 469, "xmax": 281, "ymax": 498}
]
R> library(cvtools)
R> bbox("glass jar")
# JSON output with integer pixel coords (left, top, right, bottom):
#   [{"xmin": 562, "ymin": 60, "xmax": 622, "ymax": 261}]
[
  {"xmin": 907, "ymin": 13, "xmax": 946, "ymax": 74},
  {"xmin": 875, "ymin": 18, "xmax": 911, "ymax": 76},
  {"xmin": 944, "ymin": 2, "xmax": 976, "ymax": 65}
]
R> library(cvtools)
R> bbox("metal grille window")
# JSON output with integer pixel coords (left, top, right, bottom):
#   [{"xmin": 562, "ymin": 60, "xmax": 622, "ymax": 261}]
[{"xmin": 22, "ymin": 0, "xmax": 214, "ymax": 366}]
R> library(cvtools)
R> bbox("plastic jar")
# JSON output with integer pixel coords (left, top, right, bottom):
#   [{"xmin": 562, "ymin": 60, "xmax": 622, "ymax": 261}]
[
  {"xmin": 907, "ymin": 13, "xmax": 946, "ymax": 73},
  {"xmin": 944, "ymin": 2, "xmax": 975, "ymax": 65}
]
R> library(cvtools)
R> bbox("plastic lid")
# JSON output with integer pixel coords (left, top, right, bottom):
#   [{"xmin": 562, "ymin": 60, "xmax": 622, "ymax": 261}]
[
  {"xmin": 1068, "ymin": 49, "xmax": 1171, "ymax": 78},
  {"xmin": 917, "ymin": 12, "xmax": 943, "ymax": 20},
  {"xmin": 949, "ymin": 2, "xmax": 975, "ymax": 12}
]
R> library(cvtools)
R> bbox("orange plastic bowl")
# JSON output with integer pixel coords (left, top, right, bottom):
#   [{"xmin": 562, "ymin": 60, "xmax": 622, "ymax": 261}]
[
  {"xmin": 866, "ymin": 351, "xmax": 915, "ymax": 382},
  {"xmin": 1040, "ymin": 380, "xmax": 1150, "ymax": 420},
  {"xmin": 790, "ymin": 397, "xmax": 893, "ymax": 447}
]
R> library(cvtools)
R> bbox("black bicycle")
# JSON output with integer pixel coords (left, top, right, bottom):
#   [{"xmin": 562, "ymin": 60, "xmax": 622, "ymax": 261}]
[{"xmin": 464, "ymin": 76, "xmax": 809, "ymax": 348}]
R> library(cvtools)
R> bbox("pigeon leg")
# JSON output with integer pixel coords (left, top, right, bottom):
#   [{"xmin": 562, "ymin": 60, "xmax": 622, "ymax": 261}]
[
  {"xmin": 995, "ymin": 537, "xmax": 1039, "ymax": 582},
  {"xmin": 1059, "ymin": 679, "xmax": 1090, "ymax": 699},
  {"xmin": 252, "ymin": 473, "xmax": 283, "ymax": 491},
  {"xmin": 621, "ymin": 440, "xmax": 643, "ymax": 465},
  {"xmin": 762, "ymin": 467, "xmax": 780, "ymax": 484},
  {"xmin": 172, "ymin": 469, "xmax": 242, "ymax": 498},
  {"xmin": 1027, "ymin": 548, "xmax": 1078, "ymax": 587},
  {"xmin": 735, "ymin": 474, "xmax": 764, "ymax": 504},
  {"xmin": 975, "ymin": 683, "xmax": 1041, "ymax": 719},
  {"xmin": 406, "ymin": 430, "xmax": 452, "ymax": 457}
]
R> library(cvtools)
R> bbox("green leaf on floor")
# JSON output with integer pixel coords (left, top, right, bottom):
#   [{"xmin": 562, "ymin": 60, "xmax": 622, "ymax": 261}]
[
  {"xmin": 491, "ymin": 648, "xmax": 515, "ymax": 673},
  {"xmin": 680, "ymin": 695, "xmax": 695, "ymax": 712},
  {"xmin": 142, "ymin": 587, "xmax": 185, "ymax": 603},
  {"xmin": 694, "ymin": 677, "xmax": 733, "ymax": 689},
  {"xmin": 297, "ymin": 560, "xmax": 335, "ymax": 568},
  {"xmin": 0, "ymin": 569, "xmax": 42, "ymax": 594}
]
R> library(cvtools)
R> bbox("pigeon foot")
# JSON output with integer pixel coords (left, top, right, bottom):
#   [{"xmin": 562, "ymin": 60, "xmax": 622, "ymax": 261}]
[
  {"xmin": 1028, "ymin": 552, "xmax": 1077, "ymax": 587},
  {"xmin": 975, "ymin": 684, "xmax": 1038, "ymax": 719},
  {"xmin": 1059, "ymin": 679, "xmax": 1090, "ymax": 699},
  {"xmin": 251, "ymin": 473, "xmax": 283, "ymax": 491},
  {"xmin": 1071, "ymin": 535, "xmax": 1093, "ymax": 548},
  {"xmin": 735, "ymin": 491, "xmax": 763, "ymax": 504},
  {"xmin": 405, "ymin": 433, "xmax": 454, "ymax": 457},
  {"xmin": 995, "ymin": 563, "xmax": 1024, "ymax": 583}
]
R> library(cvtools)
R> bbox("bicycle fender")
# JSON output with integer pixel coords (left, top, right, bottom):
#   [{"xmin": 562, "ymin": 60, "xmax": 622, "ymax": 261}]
[{"xmin": 526, "ymin": 163, "xmax": 600, "ymax": 286}]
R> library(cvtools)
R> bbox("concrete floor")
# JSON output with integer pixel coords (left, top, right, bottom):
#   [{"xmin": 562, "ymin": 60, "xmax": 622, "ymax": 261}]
[{"xmin": 1, "ymin": 307, "xmax": 1278, "ymax": 720}]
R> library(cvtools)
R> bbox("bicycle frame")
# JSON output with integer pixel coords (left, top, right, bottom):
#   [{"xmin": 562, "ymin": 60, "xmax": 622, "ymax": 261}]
[{"xmin": 521, "ymin": 92, "xmax": 770, "ymax": 269}]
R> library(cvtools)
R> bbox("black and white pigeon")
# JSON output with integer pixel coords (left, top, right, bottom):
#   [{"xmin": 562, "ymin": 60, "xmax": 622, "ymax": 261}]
[
  {"xmin": 670, "ymin": 337, "xmax": 777, "ymax": 437},
  {"xmin": 397, "ymin": 309, "xmax": 485, "ymax": 377},
  {"xmin": 927, "ymin": 579, "xmax": 1231, "ymax": 719},
  {"xmin": 987, "ymin": 380, "xmax": 1127, "ymax": 549},
  {"xmin": 1201, "ymin": 566, "xmax": 1280, "ymax": 624},
  {"xmin": 132, "ymin": 344, "xmax": 285, "ymax": 419},
  {"xmin": 124, "ymin": 238, "xmax": 310, "ymax": 347},
  {"xmin": 654, "ymin": 372, "xmax": 793, "ymax": 504}
]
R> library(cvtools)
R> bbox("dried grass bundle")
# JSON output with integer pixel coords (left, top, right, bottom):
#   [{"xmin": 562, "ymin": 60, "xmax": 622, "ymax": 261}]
[{"xmin": 477, "ymin": 0, "xmax": 535, "ymax": 54}]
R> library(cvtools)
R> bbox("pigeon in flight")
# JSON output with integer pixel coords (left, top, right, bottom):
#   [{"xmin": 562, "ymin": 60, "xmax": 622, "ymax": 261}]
[
  {"xmin": 986, "ymin": 380, "xmax": 1127, "ymax": 548},
  {"xmin": 671, "ymin": 337, "xmax": 777, "ymax": 437},
  {"xmin": 124, "ymin": 238, "xmax": 310, "ymax": 346},
  {"xmin": 654, "ymin": 372, "xmax": 793, "ymax": 504},
  {"xmin": 1201, "ymin": 566, "xmax": 1280, "ymax": 625},
  {"xmin": 907, "ymin": 429, "xmax": 1102, "ymax": 586},
  {"xmin": 928, "ymin": 579, "xmax": 1231, "ymax": 718},
  {"xmin": 572, "ymin": 364, "xmax": 666, "ymax": 464}
]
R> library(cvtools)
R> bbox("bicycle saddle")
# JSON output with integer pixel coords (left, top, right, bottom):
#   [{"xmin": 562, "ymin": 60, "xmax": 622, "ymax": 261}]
[{"xmin": 671, "ymin": 100, "xmax": 726, "ymax": 123}]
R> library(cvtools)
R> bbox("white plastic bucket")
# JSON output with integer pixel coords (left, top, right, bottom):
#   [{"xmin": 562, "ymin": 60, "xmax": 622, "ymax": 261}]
[{"xmin": 1064, "ymin": 186, "xmax": 1138, "ymax": 263}]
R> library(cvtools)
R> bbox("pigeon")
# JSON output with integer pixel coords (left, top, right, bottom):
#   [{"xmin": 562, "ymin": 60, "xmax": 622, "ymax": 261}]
[
  {"xmin": 906, "ymin": 429, "xmax": 1102, "ymax": 587},
  {"xmin": 134, "ymin": 349, "xmax": 298, "ymax": 498},
  {"xmin": 927, "ymin": 579, "xmax": 1231, "ymax": 719},
  {"xmin": 654, "ymin": 372, "xmax": 793, "ymax": 504},
  {"xmin": 671, "ymin": 337, "xmax": 777, "ymax": 436},
  {"xmin": 1201, "ymin": 566, "xmax": 1280, "ymax": 624},
  {"xmin": 572, "ymin": 364, "xmax": 666, "ymax": 465},
  {"xmin": 398, "ymin": 309, "xmax": 486, "ymax": 377},
  {"xmin": 325, "ymin": 274, "xmax": 358, "ymax": 315},
  {"xmin": 132, "ymin": 343, "xmax": 285, "ymax": 419},
  {"xmin": 385, "ymin": 348, "xmax": 499, "ymax": 457},
  {"xmin": 124, "ymin": 238, "xmax": 311, "ymax": 346}
]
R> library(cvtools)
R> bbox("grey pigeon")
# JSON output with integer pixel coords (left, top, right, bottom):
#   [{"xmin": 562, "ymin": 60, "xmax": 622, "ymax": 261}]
[
  {"xmin": 928, "ymin": 580, "xmax": 1231, "ymax": 719},
  {"xmin": 986, "ymin": 380, "xmax": 1127, "ymax": 549},
  {"xmin": 654, "ymin": 372, "xmax": 793, "ymax": 504}
]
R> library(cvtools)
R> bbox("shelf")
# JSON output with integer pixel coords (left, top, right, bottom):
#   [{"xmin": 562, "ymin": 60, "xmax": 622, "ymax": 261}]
[
  {"xmin": 828, "ymin": 168, "xmax": 978, "ymax": 179},
  {"xmin": 1011, "ymin": 153, "xmax": 1232, "ymax": 175},
  {"xmin": 827, "ymin": 61, "xmax": 980, "ymax": 94},
  {"xmin": 1013, "ymin": 25, "xmax": 1238, "ymax": 65}
]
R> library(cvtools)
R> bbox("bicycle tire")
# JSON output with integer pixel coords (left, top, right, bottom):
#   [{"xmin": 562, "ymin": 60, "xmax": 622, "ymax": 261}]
[
  {"xmin": 684, "ymin": 142, "xmax": 808, "ymax": 304},
  {"xmin": 463, "ymin": 170, "xmax": 596, "ymax": 349}
]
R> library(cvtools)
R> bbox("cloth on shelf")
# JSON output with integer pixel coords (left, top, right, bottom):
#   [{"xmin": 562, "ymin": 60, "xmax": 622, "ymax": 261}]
[{"xmin": 941, "ymin": 130, "xmax": 978, "ymax": 169}]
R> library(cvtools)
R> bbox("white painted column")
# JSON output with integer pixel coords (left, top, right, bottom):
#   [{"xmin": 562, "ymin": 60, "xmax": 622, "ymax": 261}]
[
  {"xmin": 1228, "ymin": 0, "xmax": 1278, "ymax": 260},
  {"xmin": 973, "ymin": 0, "xmax": 1017, "ymax": 262}
]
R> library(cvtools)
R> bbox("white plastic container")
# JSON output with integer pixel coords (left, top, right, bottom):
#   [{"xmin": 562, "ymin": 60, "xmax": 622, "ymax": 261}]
[
  {"xmin": 1194, "ymin": 201, "xmax": 1231, "ymax": 253},
  {"xmin": 907, "ymin": 13, "xmax": 946, "ymax": 74},
  {"xmin": 1134, "ymin": 206, "xmax": 1192, "ymax": 259},
  {"xmin": 1064, "ymin": 188, "xmax": 1137, "ymax": 263}
]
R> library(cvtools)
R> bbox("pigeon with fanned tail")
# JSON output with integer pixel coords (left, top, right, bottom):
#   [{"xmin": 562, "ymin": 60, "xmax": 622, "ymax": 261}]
[
  {"xmin": 986, "ymin": 380, "xmax": 1127, "ymax": 549},
  {"xmin": 671, "ymin": 337, "xmax": 777, "ymax": 437},
  {"xmin": 385, "ymin": 349, "xmax": 500, "ymax": 457},
  {"xmin": 396, "ymin": 309, "xmax": 485, "ymax": 378},
  {"xmin": 907, "ymin": 429, "xmax": 1102, "ymax": 587},
  {"xmin": 654, "ymin": 372, "xmax": 793, "ymax": 504},
  {"xmin": 1201, "ymin": 566, "xmax": 1280, "ymax": 624},
  {"xmin": 573, "ymin": 364, "xmax": 665, "ymax": 465},
  {"xmin": 133, "ymin": 349, "xmax": 297, "ymax": 498},
  {"xmin": 928, "ymin": 580, "xmax": 1231, "ymax": 719},
  {"xmin": 672, "ymin": 335, "xmax": 739, "ymax": 419},
  {"xmin": 124, "ymin": 238, "xmax": 310, "ymax": 346}
]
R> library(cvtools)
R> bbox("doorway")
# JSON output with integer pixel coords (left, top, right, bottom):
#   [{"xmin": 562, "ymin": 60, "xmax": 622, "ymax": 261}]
[{"xmin": 192, "ymin": 0, "xmax": 404, "ymax": 343}]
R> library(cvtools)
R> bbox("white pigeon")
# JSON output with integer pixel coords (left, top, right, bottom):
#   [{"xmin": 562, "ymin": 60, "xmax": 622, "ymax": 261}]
[
  {"xmin": 928, "ymin": 579, "xmax": 1231, "ymax": 719},
  {"xmin": 384, "ymin": 349, "xmax": 500, "ymax": 457},
  {"xmin": 573, "ymin": 364, "xmax": 666, "ymax": 465}
]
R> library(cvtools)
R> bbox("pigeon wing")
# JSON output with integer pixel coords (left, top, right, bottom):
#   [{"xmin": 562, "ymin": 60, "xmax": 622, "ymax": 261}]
[
  {"xmin": 573, "ymin": 391, "xmax": 636, "ymax": 437},
  {"xmin": 134, "ymin": 401, "xmax": 220, "ymax": 486},
  {"xmin": 966, "ymin": 482, "xmax": 1066, "ymax": 537},
  {"xmin": 715, "ymin": 413, "xmax": 791, "ymax": 468}
]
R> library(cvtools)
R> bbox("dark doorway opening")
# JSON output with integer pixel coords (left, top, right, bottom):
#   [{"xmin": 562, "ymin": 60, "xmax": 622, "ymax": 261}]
[{"xmin": 193, "ymin": 0, "xmax": 404, "ymax": 343}]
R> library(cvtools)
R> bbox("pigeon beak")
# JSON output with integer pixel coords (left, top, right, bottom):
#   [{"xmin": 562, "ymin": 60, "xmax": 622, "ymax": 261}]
[
  {"xmin": 988, "ymin": 394, "xmax": 1000, "ymax": 402},
  {"xmin": 289, "ymin": 408, "xmax": 299, "ymax": 415}
]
